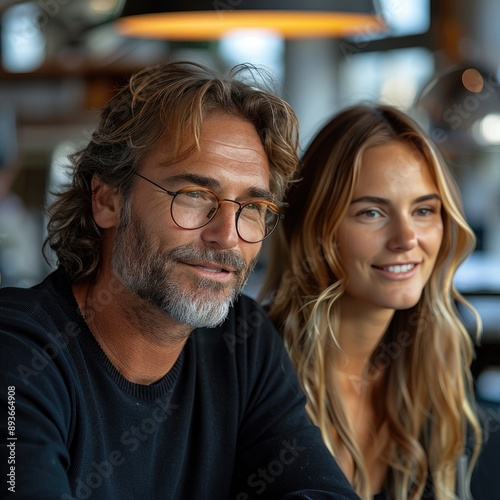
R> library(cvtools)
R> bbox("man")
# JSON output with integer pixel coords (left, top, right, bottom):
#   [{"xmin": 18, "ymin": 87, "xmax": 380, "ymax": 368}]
[{"xmin": 0, "ymin": 61, "xmax": 357, "ymax": 499}]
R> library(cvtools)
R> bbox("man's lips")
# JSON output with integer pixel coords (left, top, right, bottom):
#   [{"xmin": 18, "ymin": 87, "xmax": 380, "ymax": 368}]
[
  {"xmin": 180, "ymin": 261, "xmax": 234, "ymax": 274},
  {"xmin": 168, "ymin": 245, "xmax": 247, "ymax": 276}
]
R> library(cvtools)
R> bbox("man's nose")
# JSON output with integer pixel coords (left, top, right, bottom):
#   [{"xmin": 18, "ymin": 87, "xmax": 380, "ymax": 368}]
[{"xmin": 200, "ymin": 201, "xmax": 240, "ymax": 249}]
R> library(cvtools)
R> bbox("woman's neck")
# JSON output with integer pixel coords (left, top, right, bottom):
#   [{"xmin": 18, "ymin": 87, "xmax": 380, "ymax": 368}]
[
  {"xmin": 333, "ymin": 297, "xmax": 394, "ymax": 379},
  {"xmin": 328, "ymin": 298, "xmax": 394, "ymax": 495}
]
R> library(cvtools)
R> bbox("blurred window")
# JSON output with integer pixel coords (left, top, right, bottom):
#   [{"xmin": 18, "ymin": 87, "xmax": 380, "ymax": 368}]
[
  {"xmin": 376, "ymin": 0, "xmax": 431, "ymax": 38},
  {"xmin": 338, "ymin": 47, "xmax": 434, "ymax": 109},
  {"xmin": 2, "ymin": 2, "xmax": 46, "ymax": 73}
]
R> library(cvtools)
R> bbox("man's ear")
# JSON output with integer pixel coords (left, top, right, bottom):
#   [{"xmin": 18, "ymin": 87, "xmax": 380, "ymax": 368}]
[{"xmin": 91, "ymin": 173, "xmax": 121, "ymax": 229}]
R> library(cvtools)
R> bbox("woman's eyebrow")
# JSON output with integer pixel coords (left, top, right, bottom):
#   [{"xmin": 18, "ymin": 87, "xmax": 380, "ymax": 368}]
[
  {"xmin": 350, "ymin": 193, "xmax": 441, "ymax": 205},
  {"xmin": 413, "ymin": 194, "xmax": 442, "ymax": 203},
  {"xmin": 350, "ymin": 196, "xmax": 389, "ymax": 205}
]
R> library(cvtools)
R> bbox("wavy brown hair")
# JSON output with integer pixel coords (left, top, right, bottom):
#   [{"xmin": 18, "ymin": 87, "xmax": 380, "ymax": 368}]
[
  {"xmin": 44, "ymin": 60, "xmax": 299, "ymax": 282},
  {"xmin": 261, "ymin": 104, "xmax": 481, "ymax": 500}
]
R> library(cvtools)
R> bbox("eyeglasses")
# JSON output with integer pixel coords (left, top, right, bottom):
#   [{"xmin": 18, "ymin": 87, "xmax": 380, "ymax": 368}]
[{"xmin": 133, "ymin": 172, "xmax": 283, "ymax": 243}]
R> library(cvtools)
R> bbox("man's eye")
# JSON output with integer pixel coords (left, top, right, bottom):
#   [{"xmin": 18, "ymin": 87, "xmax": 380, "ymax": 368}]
[
  {"xmin": 185, "ymin": 191, "xmax": 202, "ymax": 198},
  {"xmin": 243, "ymin": 203, "xmax": 262, "ymax": 212},
  {"xmin": 184, "ymin": 190, "xmax": 212, "ymax": 201}
]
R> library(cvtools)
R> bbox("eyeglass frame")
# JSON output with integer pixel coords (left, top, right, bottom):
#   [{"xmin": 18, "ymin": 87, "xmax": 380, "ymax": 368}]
[{"xmin": 133, "ymin": 172, "xmax": 284, "ymax": 243}]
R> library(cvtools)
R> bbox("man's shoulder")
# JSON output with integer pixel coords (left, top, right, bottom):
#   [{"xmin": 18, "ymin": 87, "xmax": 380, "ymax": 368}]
[
  {"xmin": 0, "ymin": 268, "xmax": 75, "ymax": 338},
  {"xmin": 0, "ymin": 268, "xmax": 64, "ymax": 305}
]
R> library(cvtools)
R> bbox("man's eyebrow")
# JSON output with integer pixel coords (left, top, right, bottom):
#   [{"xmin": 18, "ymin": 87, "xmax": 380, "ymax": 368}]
[
  {"xmin": 246, "ymin": 187, "xmax": 274, "ymax": 200},
  {"xmin": 162, "ymin": 173, "xmax": 273, "ymax": 200},
  {"xmin": 162, "ymin": 173, "xmax": 220, "ymax": 190},
  {"xmin": 350, "ymin": 194, "xmax": 442, "ymax": 205}
]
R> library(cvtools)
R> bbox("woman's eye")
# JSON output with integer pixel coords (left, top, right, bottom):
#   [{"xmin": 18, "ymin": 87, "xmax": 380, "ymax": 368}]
[
  {"xmin": 415, "ymin": 207, "xmax": 435, "ymax": 216},
  {"xmin": 360, "ymin": 209, "xmax": 381, "ymax": 218}
]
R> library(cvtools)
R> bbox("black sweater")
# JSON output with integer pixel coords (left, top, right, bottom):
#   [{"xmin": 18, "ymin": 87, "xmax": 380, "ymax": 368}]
[{"xmin": 0, "ymin": 268, "xmax": 358, "ymax": 500}]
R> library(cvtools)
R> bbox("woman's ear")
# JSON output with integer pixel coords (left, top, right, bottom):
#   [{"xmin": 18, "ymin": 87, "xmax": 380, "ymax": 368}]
[{"xmin": 91, "ymin": 173, "xmax": 121, "ymax": 229}]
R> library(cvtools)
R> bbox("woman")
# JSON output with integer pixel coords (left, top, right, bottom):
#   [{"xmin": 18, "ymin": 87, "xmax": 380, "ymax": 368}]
[{"xmin": 261, "ymin": 104, "xmax": 482, "ymax": 499}]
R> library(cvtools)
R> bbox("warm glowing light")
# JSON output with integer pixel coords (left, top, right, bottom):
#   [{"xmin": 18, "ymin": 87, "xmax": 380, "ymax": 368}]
[
  {"xmin": 116, "ymin": 11, "xmax": 386, "ymax": 40},
  {"xmin": 462, "ymin": 68, "xmax": 484, "ymax": 93}
]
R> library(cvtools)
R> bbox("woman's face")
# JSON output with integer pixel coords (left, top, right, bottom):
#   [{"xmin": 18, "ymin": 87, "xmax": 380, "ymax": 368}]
[{"xmin": 336, "ymin": 141, "xmax": 444, "ymax": 313}]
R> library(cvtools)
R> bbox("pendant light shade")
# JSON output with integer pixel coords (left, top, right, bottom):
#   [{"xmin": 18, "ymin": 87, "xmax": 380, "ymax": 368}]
[{"xmin": 116, "ymin": 0, "xmax": 386, "ymax": 40}]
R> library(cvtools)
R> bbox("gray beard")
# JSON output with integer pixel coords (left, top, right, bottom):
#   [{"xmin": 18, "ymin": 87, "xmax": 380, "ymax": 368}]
[{"xmin": 112, "ymin": 204, "xmax": 256, "ymax": 329}]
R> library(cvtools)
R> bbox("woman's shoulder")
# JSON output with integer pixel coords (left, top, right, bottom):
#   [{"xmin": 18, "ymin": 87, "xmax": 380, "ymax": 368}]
[{"xmin": 470, "ymin": 398, "xmax": 500, "ymax": 499}]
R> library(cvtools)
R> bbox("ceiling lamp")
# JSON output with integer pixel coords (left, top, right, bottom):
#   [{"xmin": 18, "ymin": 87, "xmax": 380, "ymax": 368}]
[
  {"xmin": 115, "ymin": 0, "xmax": 386, "ymax": 40},
  {"xmin": 415, "ymin": 65, "xmax": 500, "ymax": 155}
]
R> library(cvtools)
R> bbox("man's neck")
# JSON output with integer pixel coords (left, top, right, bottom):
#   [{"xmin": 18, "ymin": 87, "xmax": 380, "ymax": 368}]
[{"xmin": 72, "ymin": 270, "xmax": 191, "ymax": 385}]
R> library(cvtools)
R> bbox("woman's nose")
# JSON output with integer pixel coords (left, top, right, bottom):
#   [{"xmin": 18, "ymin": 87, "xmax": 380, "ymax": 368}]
[{"xmin": 387, "ymin": 216, "xmax": 418, "ymax": 252}]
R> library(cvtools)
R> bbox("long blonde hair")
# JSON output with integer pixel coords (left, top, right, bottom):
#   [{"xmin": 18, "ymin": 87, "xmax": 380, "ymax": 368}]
[{"xmin": 261, "ymin": 104, "xmax": 481, "ymax": 500}]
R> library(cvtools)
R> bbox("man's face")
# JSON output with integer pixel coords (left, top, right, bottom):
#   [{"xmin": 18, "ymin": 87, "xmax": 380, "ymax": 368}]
[{"xmin": 112, "ymin": 113, "xmax": 272, "ymax": 328}]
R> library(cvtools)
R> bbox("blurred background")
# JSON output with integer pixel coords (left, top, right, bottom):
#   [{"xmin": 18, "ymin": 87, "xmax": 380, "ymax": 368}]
[{"xmin": 0, "ymin": 0, "xmax": 499, "ymax": 400}]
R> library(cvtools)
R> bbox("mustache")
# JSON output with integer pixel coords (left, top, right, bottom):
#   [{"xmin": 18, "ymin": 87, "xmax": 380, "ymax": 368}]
[{"xmin": 166, "ymin": 245, "xmax": 248, "ymax": 273}]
